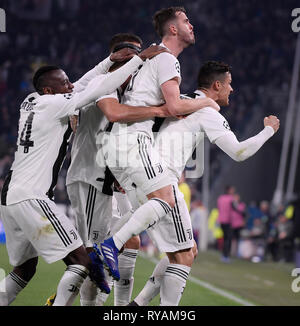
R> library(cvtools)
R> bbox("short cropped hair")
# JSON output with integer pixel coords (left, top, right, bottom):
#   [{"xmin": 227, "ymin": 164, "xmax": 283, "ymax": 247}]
[
  {"xmin": 197, "ymin": 61, "xmax": 231, "ymax": 89},
  {"xmin": 153, "ymin": 6, "xmax": 186, "ymax": 38},
  {"xmin": 109, "ymin": 33, "xmax": 143, "ymax": 52},
  {"xmin": 33, "ymin": 65, "xmax": 60, "ymax": 94}
]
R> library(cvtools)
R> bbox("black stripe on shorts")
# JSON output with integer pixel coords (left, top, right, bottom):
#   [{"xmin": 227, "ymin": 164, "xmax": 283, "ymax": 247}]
[
  {"xmin": 36, "ymin": 199, "xmax": 72, "ymax": 247},
  {"xmin": 86, "ymin": 185, "xmax": 97, "ymax": 240},
  {"xmin": 137, "ymin": 134, "xmax": 156, "ymax": 180},
  {"xmin": 171, "ymin": 186, "xmax": 186, "ymax": 243}
]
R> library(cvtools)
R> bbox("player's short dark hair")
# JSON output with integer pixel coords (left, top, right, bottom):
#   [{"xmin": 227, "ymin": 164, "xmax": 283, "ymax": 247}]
[
  {"xmin": 109, "ymin": 33, "xmax": 143, "ymax": 52},
  {"xmin": 197, "ymin": 61, "xmax": 231, "ymax": 89},
  {"xmin": 153, "ymin": 6, "xmax": 186, "ymax": 38},
  {"xmin": 33, "ymin": 65, "xmax": 60, "ymax": 94}
]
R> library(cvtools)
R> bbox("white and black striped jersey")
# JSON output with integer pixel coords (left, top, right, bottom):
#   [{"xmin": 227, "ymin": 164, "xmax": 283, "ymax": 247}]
[
  {"xmin": 155, "ymin": 89, "xmax": 274, "ymax": 180},
  {"xmin": 111, "ymin": 43, "xmax": 181, "ymax": 137},
  {"xmin": 1, "ymin": 91, "xmax": 80, "ymax": 205},
  {"xmin": 66, "ymin": 84, "xmax": 112, "ymax": 192},
  {"xmin": 66, "ymin": 76, "xmax": 125, "ymax": 195},
  {"xmin": 154, "ymin": 90, "xmax": 232, "ymax": 180},
  {"xmin": 1, "ymin": 55, "xmax": 145, "ymax": 206}
]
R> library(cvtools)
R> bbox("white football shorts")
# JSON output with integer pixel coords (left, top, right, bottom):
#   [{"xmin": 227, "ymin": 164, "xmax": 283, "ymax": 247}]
[
  {"xmin": 146, "ymin": 183, "xmax": 194, "ymax": 253},
  {"xmin": 101, "ymin": 132, "xmax": 171, "ymax": 196},
  {"xmin": 0, "ymin": 198, "xmax": 82, "ymax": 266},
  {"xmin": 125, "ymin": 182, "xmax": 194, "ymax": 253},
  {"xmin": 67, "ymin": 182, "xmax": 112, "ymax": 247}
]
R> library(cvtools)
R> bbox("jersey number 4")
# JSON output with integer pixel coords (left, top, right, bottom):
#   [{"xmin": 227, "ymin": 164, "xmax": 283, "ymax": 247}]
[{"xmin": 19, "ymin": 112, "xmax": 35, "ymax": 153}]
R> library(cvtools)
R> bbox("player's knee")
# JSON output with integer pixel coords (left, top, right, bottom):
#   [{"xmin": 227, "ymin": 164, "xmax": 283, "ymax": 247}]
[
  {"xmin": 192, "ymin": 242, "xmax": 198, "ymax": 259},
  {"xmin": 157, "ymin": 194, "xmax": 175, "ymax": 209},
  {"xmin": 185, "ymin": 249, "xmax": 195, "ymax": 266},
  {"xmin": 14, "ymin": 256, "xmax": 38, "ymax": 282},
  {"xmin": 124, "ymin": 235, "xmax": 140, "ymax": 250},
  {"xmin": 148, "ymin": 185, "xmax": 175, "ymax": 209},
  {"xmin": 64, "ymin": 245, "xmax": 92, "ymax": 270},
  {"xmin": 166, "ymin": 197, "xmax": 175, "ymax": 209},
  {"xmin": 167, "ymin": 248, "xmax": 194, "ymax": 267}
]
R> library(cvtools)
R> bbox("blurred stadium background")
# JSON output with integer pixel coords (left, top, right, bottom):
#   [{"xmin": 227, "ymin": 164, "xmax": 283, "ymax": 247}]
[{"xmin": 1, "ymin": 0, "xmax": 300, "ymax": 306}]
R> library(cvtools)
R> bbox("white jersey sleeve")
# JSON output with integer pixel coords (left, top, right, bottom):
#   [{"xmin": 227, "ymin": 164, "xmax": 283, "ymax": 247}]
[
  {"xmin": 215, "ymin": 126, "xmax": 274, "ymax": 162},
  {"xmin": 195, "ymin": 106, "xmax": 274, "ymax": 161},
  {"xmin": 36, "ymin": 55, "xmax": 144, "ymax": 120},
  {"xmin": 156, "ymin": 52, "xmax": 181, "ymax": 86},
  {"xmin": 73, "ymin": 55, "xmax": 114, "ymax": 93},
  {"xmin": 195, "ymin": 107, "xmax": 233, "ymax": 143},
  {"xmin": 96, "ymin": 89, "xmax": 119, "ymax": 103}
]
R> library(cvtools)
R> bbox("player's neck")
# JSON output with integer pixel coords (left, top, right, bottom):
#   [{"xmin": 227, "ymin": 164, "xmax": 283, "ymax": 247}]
[
  {"xmin": 199, "ymin": 88, "xmax": 219, "ymax": 102},
  {"xmin": 161, "ymin": 37, "xmax": 184, "ymax": 58}
]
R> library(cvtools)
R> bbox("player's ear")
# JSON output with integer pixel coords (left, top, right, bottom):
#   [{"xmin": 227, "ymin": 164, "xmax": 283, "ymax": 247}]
[
  {"xmin": 212, "ymin": 80, "xmax": 221, "ymax": 92},
  {"xmin": 169, "ymin": 23, "xmax": 178, "ymax": 36},
  {"xmin": 42, "ymin": 86, "xmax": 53, "ymax": 95}
]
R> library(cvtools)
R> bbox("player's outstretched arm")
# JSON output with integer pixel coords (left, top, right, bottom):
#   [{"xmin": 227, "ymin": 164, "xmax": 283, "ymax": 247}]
[
  {"xmin": 215, "ymin": 115, "xmax": 280, "ymax": 162},
  {"xmin": 72, "ymin": 55, "xmax": 145, "ymax": 110},
  {"xmin": 72, "ymin": 56, "xmax": 114, "ymax": 93},
  {"xmin": 73, "ymin": 48, "xmax": 139, "ymax": 93},
  {"xmin": 73, "ymin": 46, "xmax": 170, "ymax": 110},
  {"xmin": 161, "ymin": 79, "xmax": 220, "ymax": 116},
  {"xmin": 97, "ymin": 98, "xmax": 170, "ymax": 123}
]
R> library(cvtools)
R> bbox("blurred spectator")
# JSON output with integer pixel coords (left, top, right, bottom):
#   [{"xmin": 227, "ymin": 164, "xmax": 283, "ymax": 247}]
[
  {"xmin": 190, "ymin": 199, "xmax": 207, "ymax": 250},
  {"xmin": 217, "ymin": 185, "xmax": 235, "ymax": 262},
  {"xmin": 265, "ymin": 217, "xmax": 279, "ymax": 262},
  {"xmin": 207, "ymin": 207, "xmax": 224, "ymax": 250},
  {"xmin": 246, "ymin": 201, "xmax": 262, "ymax": 230},
  {"xmin": 291, "ymin": 196, "xmax": 300, "ymax": 267},
  {"xmin": 178, "ymin": 172, "xmax": 191, "ymax": 212},
  {"xmin": 247, "ymin": 201, "xmax": 271, "ymax": 262},
  {"xmin": 276, "ymin": 213, "xmax": 294, "ymax": 262},
  {"xmin": 231, "ymin": 194, "xmax": 246, "ymax": 257}
]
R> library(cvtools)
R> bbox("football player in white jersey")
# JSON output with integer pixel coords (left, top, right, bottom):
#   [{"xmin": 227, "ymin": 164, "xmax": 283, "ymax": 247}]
[
  {"xmin": 99, "ymin": 7, "xmax": 221, "ymax": 306},
  {"xmin": 129, "ymin": 60, "xmax": 280, "ymax": 305},
  {"xmin": 66, "ymin": 33, "xmax": 170, "ymax": 306},
  {"xmin": 0, "ymin": 45, "xmax": 166, "ymax": 306}
]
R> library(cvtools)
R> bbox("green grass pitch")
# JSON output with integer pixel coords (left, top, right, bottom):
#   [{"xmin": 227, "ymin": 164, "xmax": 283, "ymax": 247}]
[{"xmin": 0, "ymin": 244, "xmax": 299, "ymax": 306}]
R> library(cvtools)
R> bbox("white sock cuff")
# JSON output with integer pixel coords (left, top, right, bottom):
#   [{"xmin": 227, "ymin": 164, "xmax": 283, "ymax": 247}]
[
  {"xmin": 9, "ymin": 272, "xmax": 28, "ymax": 289},
  {"xmin": 66, "ymin": 264, "xmax": 89, "ymax": 280},
  {"xmin": 165, "ymin": 264, "xmax": 190, "ymax": 282},
  {"xmin": 121, "ymin": 248, "xmax": 138, "ymax": 259}
]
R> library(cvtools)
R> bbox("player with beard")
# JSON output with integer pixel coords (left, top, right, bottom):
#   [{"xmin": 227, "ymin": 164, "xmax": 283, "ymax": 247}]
[{"xmin": 99, "ymin": 7, "xmax": 220, "ymax": 305}]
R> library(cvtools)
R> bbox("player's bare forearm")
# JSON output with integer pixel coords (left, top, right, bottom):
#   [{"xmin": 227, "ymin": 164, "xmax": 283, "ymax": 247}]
[
  {"xmin": 113, "ymin": 105, "xmax": 168, "ymax": 122},
  {"xmin": 161, "ymin": 79, "xmax": 220, "ymax": 116},
  {"xmin": 170, "ymin": 97, "xmax": 220, "ymax": 116},
  {"xmin": 97, "ymin": 98, "xmax": 169, "ymax": 123}
]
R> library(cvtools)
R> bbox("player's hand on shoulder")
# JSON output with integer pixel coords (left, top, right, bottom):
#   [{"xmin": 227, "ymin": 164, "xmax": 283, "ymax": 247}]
[
  {"xmin": 203, "ymin": 98, "xmax": 220, "ymax": 112},
  {"xmin": 264, "ymin": 115, "xmax": 280, "ymax": 133},
  {"xmin": 139, "ymin": 44, "xmax": 169, "ymax": 61},
  {"xmin": 110, "ymin": 48, "xmax": 137, "ymax": 62}
]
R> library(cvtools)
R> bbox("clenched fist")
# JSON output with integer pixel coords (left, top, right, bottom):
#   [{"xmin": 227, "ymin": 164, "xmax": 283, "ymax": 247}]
[{"xmin": 264, "ymin": 115, "xmax": 280, "ymax": 133}]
